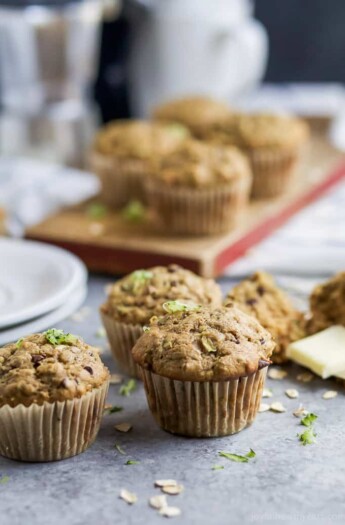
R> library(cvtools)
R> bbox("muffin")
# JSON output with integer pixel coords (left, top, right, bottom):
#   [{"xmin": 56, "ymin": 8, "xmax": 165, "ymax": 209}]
[
  {"xmin": 132, "ymin": 303, "xmax": 275, "ymax": 437},
  {"xmin": 307, "ymin": 272, "xmax": 345, "ymax": 334},
  {"xmin": 152, "ymin": 96, "xmax": 232, "ymax": 137},
  {"xmin": 0, "ymin": 330, "xmax": 109, "ymax": 462},
  {"xmin": 100, "ymin": 265, "xmax": 222, "ymax": 378},
  {"xmin": 201, "ymin": 112, "xmax": 309, "ymax": 198},
  {"xmin": 144, "ymin": 139, "xmax": 252, "ymax": 235},
  {"xmin": 225, "ymin": 271, "xmax": 305, "ymax": 364},
  {"xmin": 89, "ymin": 120, "xmax": 190, "ymax": 208}
]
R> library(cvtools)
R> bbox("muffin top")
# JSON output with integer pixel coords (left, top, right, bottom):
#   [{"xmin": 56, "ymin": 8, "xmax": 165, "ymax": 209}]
[
  {"xmin": 225, "ymin": 272, "xmax": 305, "ymax": 363},
  {"xmin": 151, "ymin": 140, "xmax": 251, "ymax": 188},
  {"xmin": 0, "ymin": 330, "xmax": 109, "ymax": 408},
  {"xmin": 93, "ymin": 120, "xmax": 189, "ymax": 159},
  {"xmin": 307, "ymin": 272, "xmax": 345, "ymax": 334},
  {"xmin": 101, "ymin": 264, "xmax": 222, "ymax": 325},
  {"xmin": 132, "ymin": 304, "xmax": 274, "ymax": 381},
  {"xmin": 202, "ymin": 113, "xmax": 309, "ymax": 150},
  {"xmin": 152, "ymin": 96, "xmax": 231, "ymax": 134}
]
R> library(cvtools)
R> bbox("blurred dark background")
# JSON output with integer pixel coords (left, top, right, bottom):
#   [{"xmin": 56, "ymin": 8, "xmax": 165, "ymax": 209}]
[{"xmin": 95, "ymin": 0, "xmax": 345, "ymax": 121}]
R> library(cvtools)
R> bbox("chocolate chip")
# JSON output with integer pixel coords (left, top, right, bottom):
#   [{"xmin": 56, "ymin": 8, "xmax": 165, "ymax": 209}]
[
  {"xmin": 60, "ymin": 378, "xmax": 68, "ymax": 388},
  {"xmin": 246, "ymin": 298, "xmax": 258, "ymax": 306},
  {"xmin": 31, "ymin": 354, "xmax": 44, "ymax": 368},
  {"xmin": 84, "ymin": 366, "xmax": 93, "ymax": 375},
  {"xmin": 258, "ymin": 359, "xmax": 270, "ymax": 370},
  {"xmin": 259, "ymin": 338, "xmax": 265, "ymax": 345},
  {"xmin": 257, "ymin": 286, "xmax": 265, "ymax": 296},
  {"xmin": 167, "ymin": 264, "xmax": 179, "ymax": 273},
  {"xmin": 170, "ymin": 280, "xmax": 178, "ymax": 287}
]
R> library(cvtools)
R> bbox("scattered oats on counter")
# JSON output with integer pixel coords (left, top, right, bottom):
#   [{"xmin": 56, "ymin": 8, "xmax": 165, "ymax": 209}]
[
  {"xmin": 155, "ymin": 480, "xmax": 179, "ymax": 488},
  {"xmin": 115, "ymin": 443, "xmax": 126, "ymax": 455},
  {"xmin": 120, "ymin": 489, "xmax": 137, "ymax": 505},
  {"xmin": 296, "ymin": 371, "xmax": 314, "ymax": 383},
  {"xmin": 110, "ymin": 373, "xmax": 123, "ymax": 384},
  {"xmin": 270, "ymin": 402, "xmax": 286, "ymax": 413},
  {"xmin": 262, "ymin": 388, "xmax": 273, "ymax": 398},
  {"xmin": 159, "ymin": 506, "xmax": 181, "ymax": 518},
  {"xmin": 268, "ymin": 368, "xmax": 288, "ymax": 380},
  {"xmin": 258, "ymin": 403, "xmax": 270, "ymax": 413},
  {"xmin": 322, "ymin": 390, "xmax": 338, "ymax": 400},
  {"xmin": 285, "ymin": 389, "xmax": 299, "ymax": 399},
  {"xmin": 149, "ymin": 495, "xmax": 168, "ymax": 510},
  {"xmin": 114, "ymin": 423, "xmax": 132, "ymax": 433},
  {"xmin": 293, "ymin": 405, "xmax": 309, "ymax": 418},
  {"xmin": 161, "ymin": 485, "xmax": 184, "ymax": 495}
]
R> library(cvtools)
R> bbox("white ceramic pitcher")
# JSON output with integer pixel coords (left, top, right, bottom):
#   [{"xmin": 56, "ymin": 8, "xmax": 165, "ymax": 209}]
[{"xmin": 127, "ymin": 0, "xmax": 269, "ymax": 116}]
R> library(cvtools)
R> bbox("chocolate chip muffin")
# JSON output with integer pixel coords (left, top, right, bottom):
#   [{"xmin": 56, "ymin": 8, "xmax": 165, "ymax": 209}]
[
  {"xmin": 152, "ymin": 96, "xmax": 232, "ymax": 136},
  {"xmin": 200, "ymin": 112, "xmax": 309, "ymax": 198},
  {"xmin": 225, "ymin": 271, "xmax": 305, "ymax": 364},
  {"xmin": 89, "ymin": 120, "xmax": 190, "ymax": 208},
  {"xmin": 100, "ymin": 265, "xmax": 222, "ymax": 378},
  {"xmin": 144, "ymin": 139, "xmax": 252, "ymax": 235},
  {"xmin": 307, "ymin": 272, "xmax": 345, "ymax": 334},
  {"xmin": 132, "ymin": 303, "xmax": 274, "ymax": 437},
  {"xmin": 0, "ymin": 330, "xmax": 109, "ymax": 462}
]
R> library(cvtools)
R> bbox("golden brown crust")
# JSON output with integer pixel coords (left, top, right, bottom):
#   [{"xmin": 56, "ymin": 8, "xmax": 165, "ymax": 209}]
[
  {"xmin": 0, "ymin": 332, "xmax": 109, "ymax": 408},
  {"xmin": 101, "ymin": 265, "xmax": 222, "ymax": 326},
  {"xmin": 93, "ymin": 120, "xmax": 189, "ymax": 159},
  {"xmin": 132, "ymin": 305, "xmax": 275, "ymax": 381},
  {"xmin": 307, "ymin": 272, "xmax": 345, "ymax": 334},
  {"xmin": 225, "ymin": 272, "xmax": 305, "ymax": 364},
  {"xmin": 201, "ymin": 113, "xmax": 309, "ymax": 150},
  {"xmin": 151, "ymin": 139, "xmax": 251, "ymax": 188},
  {"xmin": 152, "ymin": 96, "xmax": 231, "ymax": 134}
]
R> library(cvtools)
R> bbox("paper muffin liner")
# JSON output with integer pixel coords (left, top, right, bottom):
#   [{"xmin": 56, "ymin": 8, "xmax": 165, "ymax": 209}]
[
  {"xmin": 247, "ymin": 147, "xmax": 300, "ymax": 199},
  {"xmin": 144, "ymin": 176, "xmax": 251, "ymax": 236},
  {"xmin": 101, "ymin": 309, "xmax": 143, "ymax": 379},
  {"xmin": 0, "ymin": 381, "xmax": 109, "ymax": 462},
  {"xmin": 140, "ymin": 367, "xmax": 267, "ymax": 437},
  {"xmin": 89, "ymin": 151, "xmax": 149, "ymax": 208}
]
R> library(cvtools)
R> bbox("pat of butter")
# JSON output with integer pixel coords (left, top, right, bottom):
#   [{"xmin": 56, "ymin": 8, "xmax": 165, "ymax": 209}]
[{"xmin": 287, "ymin": 325, "xmax": 345, "ymax": 379}]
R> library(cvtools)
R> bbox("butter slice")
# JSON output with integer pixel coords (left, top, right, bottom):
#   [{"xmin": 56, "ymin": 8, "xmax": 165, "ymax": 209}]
[{"xmin": 287, "ymin": 325, "xmax": 345, "ymax": 379}]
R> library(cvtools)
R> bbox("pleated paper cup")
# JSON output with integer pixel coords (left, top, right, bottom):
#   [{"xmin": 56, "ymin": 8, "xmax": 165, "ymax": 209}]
[
  {"xmin": 101, "ymin": 309, "xmax": 143, "ymax": 379},
  {"xmin": 247, "ymin": 147, "xmax": 299, "ymax": 199},
  {"xmin": 140, "ymin": 367, "xmax": 267, "ymax": 437},
  {"xmin": 0, "ymin": 381, "xmax": 109, "ymax": 462},
  {"xmin": 144, "ymin": 175, "xmax": 251, "ymax": 236},
  {"xmin": 89, "ymin": 151, "xmax": 149, "ymax": 208}
]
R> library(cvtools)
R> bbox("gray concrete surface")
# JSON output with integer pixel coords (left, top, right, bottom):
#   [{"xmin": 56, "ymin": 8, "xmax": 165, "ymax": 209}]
[{"xmin": 1, "ymin": 275, "xmax": 344, "ymax": 525}]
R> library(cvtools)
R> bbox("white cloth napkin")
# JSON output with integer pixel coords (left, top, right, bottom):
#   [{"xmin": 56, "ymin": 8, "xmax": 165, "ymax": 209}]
[{"xmin": 0, "ymin": 156, "xmax": 100, "ymax": 236}]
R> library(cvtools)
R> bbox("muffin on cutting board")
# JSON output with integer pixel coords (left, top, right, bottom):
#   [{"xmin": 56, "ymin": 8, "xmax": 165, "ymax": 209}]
[
  {"xmin": 225, "ymin": 271, "xmax": 305, "ymax": 364},
  {"xmin": 100, "ymin": 265, "xmax": 222, "ymax": 378}
]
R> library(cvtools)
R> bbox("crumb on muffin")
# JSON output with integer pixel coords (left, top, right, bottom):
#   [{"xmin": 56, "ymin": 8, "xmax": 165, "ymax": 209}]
[
  {"xmin": 0, "ymin": 330, "xmax": 109, "ymax": 407},
  {"xmin": 307, "ymin": 272, "xmax": 345, "ymax": 334},
  {"xmin": 132, "ymin": 304, "xmax": 275, "ymax": 381},
  {"xmin": 225, "ymin": 271, "xmax": 305, "ymax": 364},
  {"xmin": 151, "ymin": 139, "xmax": 251, "ymax": 188},
  {"xmin": 101, "ymin": 265, "xmax": 222, "ymax": 326}
]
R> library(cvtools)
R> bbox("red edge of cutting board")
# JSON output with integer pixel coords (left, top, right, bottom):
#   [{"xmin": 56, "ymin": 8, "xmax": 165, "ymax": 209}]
[{"xmin": 215, "ymin": 159, "xmax": 345, "ymax": 275}]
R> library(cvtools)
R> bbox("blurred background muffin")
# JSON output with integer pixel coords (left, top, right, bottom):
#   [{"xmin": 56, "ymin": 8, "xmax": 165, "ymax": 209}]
[
  {"xmin": 145, "ymin": 139, "xmax": 252, "ymax": 235},
  {"xmin": 89, "ymin": 120, "xmax": 190, "ymax": 208}
]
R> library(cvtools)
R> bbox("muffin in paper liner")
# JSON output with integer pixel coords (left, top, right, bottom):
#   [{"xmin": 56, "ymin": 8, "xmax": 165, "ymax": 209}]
[
  {"xmin": 144, "ymin": 176, "xmax": 251, "ymax": 236},
  {"xmin": 140, "ymin": 367, "xmax": 267, "ymax": 437},
  {"xmin": 0, "ymin": 381, "xmax": 109, "ymax": 462},
  {"xmin": 101, "ymin": 309, "xmax": 143, "ymax": 379},
  {"xmin": 89, "ymin": 151, "xmax": 149, "ymax": 208},
  {"xmin": 247, "ymin": 147, "xmax": 299, "ymax": 199}
]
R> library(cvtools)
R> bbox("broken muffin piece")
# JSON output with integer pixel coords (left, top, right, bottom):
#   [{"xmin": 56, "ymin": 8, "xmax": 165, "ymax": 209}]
[{"xmin": 224, "ymin": 271, "xmax": 305, "ymax": 364}]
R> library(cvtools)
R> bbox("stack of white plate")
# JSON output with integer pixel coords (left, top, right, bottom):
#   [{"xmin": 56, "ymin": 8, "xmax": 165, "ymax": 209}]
[{"xmin": 0, "ymin": 238, "xmax": 88, "ymax": 346}]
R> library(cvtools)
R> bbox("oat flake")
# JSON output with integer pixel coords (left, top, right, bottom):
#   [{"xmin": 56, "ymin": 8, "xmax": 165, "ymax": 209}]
[
  {"xmin": 120, "ymin": 489, "xmax": 137, "ymax": 505},
  {"xmin": 161, "ymin": 484, "xmax": 184, "ymax": 495},
  {"xmin": 270, "ymin": 402, "xmax": 286, "ymax": 413},
  {"xmin": 114, "ymin": 422, "xmax": 132, "ymax": 433},
  {"xmin": 258, "ymin": 403, "xmax": 270, "ymax": 413},
  {"xmin": 268, "ymin": 368, "xmax": 287, "ymax": 380},
  {"xmin": 285, "ymin": 389, "xmax": 299, "ymax": 399},
  {"xmin": 159, "ymin": 506, "xmax": 181, "ymax": 518},
  {"xmin": 149, "ymin": 495, "xmax": 168, "ymax": 510},
  {"xmin": 322, "ymin": 390, "xmax": 338, "ymax": 400}
]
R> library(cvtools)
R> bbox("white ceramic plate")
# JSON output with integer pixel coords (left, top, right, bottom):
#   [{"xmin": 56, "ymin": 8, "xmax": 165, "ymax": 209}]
[
  {"xmin": 0, "ymin": 238, "xmax": 87, "ymax": 329},
  {"xmin": 0, "ymin": 283, "xmax": 87, "ymax": 346}
]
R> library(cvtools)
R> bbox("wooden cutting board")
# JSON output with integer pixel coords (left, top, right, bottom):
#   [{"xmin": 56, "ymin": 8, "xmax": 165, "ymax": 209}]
[{"xmin": 26, "ymin": 127, "xmax": 345, "ymax": 277}]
